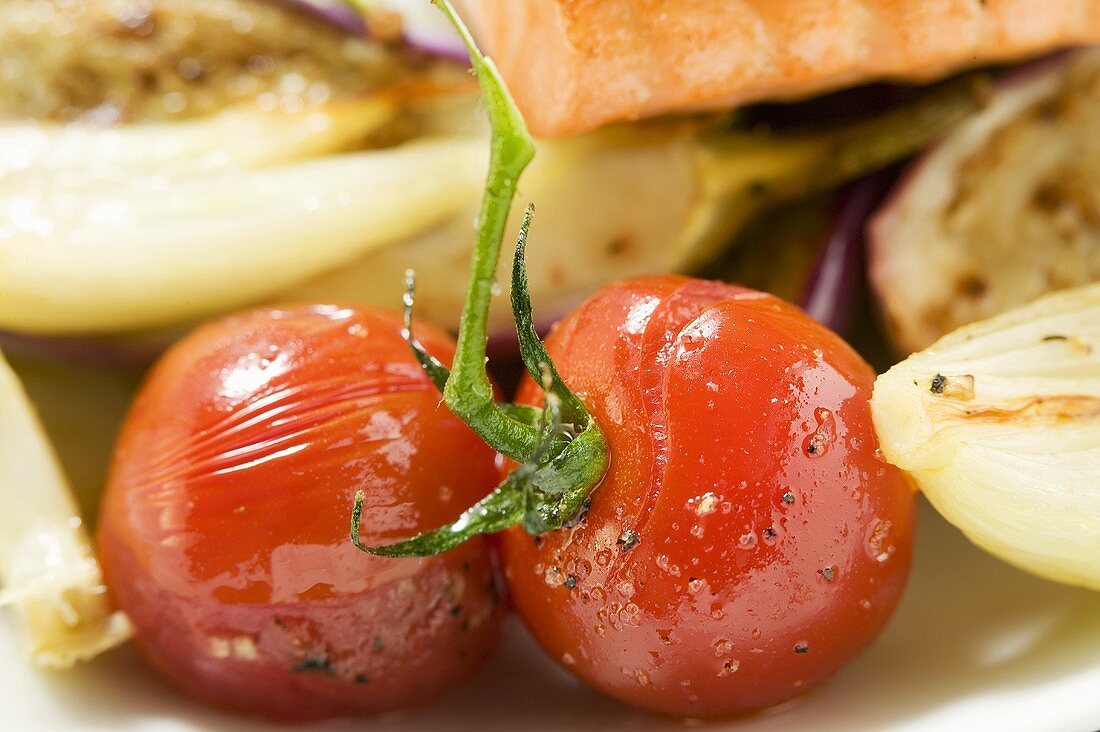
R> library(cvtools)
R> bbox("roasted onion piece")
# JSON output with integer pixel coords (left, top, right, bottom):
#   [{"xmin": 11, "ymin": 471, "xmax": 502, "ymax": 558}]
[{"xmin": 873, "ymin": 283, "xmax": 1100, "ymax": 590}]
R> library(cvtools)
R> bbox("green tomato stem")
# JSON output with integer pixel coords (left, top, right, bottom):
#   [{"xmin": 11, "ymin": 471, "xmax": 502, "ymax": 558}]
[
  {"xmin": 350, "ymin": 1, "xmax": 609, "ymax": 558},
  {"xmin": 430, "ymin": 0, "xmax": 541, "ymax": 463},
  {"xmin": 510, "ymin": 205, "xmax": 590, "ymax": 431}
]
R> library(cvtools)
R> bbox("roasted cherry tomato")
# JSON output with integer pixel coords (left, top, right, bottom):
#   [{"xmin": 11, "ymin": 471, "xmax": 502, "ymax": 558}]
[
  {"xmin": 98, "ymin": 304, "xmax": 503, "ymax": 721},
  {"xmin": 501, "ymin": 276, "xmax": 915, "ymax": 717}
]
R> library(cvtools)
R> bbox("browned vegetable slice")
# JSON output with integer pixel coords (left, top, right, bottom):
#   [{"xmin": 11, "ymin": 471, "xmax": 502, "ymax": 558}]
[
  {"xmin": 870, "ymin": 51, "xmax": 1100, "ymax": 354},
  {"xmin": 0, "ymin": 0, "xmax": 459, "ymax": 124}
]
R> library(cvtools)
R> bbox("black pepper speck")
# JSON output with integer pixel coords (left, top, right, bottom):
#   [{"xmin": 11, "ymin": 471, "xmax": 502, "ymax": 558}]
[
  {"xmin": 293, "ymin": 656, "xmax": 335, "ymax": 675},
  {"xmin": 617, "ymin": 529, "xmax": 640, "ymax": 553}
]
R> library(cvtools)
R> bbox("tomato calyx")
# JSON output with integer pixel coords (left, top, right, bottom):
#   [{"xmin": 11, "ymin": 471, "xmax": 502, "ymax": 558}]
[{"xmin": 350, "ymin": 1, "xmax": 608, "ymax": 558}]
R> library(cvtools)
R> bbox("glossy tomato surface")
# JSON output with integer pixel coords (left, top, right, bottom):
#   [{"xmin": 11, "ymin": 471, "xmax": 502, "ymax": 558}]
[
  {"xmin": 98, "ymin": 304, "xmax": 503, "ymax": 721},
  {"xmin": 502, "ymin": 276, "xmax": 915, "ymax": 717}
]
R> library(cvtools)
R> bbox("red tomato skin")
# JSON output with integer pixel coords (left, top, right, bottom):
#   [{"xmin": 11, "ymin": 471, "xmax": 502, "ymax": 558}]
[
  {"xmin": 98, "ymin": 304, "xmax": 503, "ymax": 722},
  {"xmin": 501, "ymin": 277, "xmax": 915, "ymax": 718}
]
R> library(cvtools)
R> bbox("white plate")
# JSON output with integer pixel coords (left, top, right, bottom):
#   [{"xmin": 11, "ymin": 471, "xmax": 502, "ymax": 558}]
[{"xmin": 3, "ymin": 499, "xmax": 1099, "ymax": 732}]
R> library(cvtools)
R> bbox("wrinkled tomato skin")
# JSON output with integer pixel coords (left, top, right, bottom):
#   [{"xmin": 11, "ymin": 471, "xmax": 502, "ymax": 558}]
[
  {"xmin": 502, "ymin": 277, "xmax": 915, "ymax": 718},
  {"xmin": 98, "ymin": 304, "xmax": 503, "ymax": 722}
]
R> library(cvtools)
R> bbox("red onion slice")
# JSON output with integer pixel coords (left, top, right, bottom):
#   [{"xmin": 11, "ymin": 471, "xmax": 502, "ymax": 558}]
[
  {"xmin": 267, "ymin": 0, "xmax": 367, "ymax": 35},
  {"xmin": 272, "ymin": 1, "xmax": 468, "ymax": 60},
  {"xmin": 802, "ymin": 171, "xmax": 897, "ymax": 335},
  {"xmin": 372, "ymin": 1, "xmax": 468, "ymax": 60}
]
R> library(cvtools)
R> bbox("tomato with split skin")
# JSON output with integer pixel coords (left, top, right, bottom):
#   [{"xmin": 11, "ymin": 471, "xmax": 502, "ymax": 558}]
[
  {"xmin": 501, "ymin": 276, "xmax": 915, "ymax": 718},
  {"xmin": 98, "ymin": 304, "xmax": 503, "ymax": 722}
]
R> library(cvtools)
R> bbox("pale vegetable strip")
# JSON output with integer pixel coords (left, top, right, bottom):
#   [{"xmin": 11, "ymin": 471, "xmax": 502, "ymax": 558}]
[
  {"xmin": 0, "ymin": 98, "xmax": 487, "ymax": 334},
  {"xmin": 0, "ymin": 95, "xmax": 399, "ymax": 183},
  {"xmin": 0, "ymin": 349, "xmax": 131, "ymax": 666},
  {"xmin": 872, "ymin": 283, "xmax": 1100, "ymax": 590}
]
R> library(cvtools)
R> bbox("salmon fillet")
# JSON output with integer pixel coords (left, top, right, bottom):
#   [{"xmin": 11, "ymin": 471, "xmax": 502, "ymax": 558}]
[{"xmin": 456, "ymin": 0, "xmax": 1100, "ymax": 137}]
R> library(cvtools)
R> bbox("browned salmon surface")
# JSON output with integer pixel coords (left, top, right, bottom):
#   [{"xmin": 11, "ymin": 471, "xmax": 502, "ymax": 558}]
[{"xmin": 457, "ymin": 0, "xmax": 1100, "ymax": 137}]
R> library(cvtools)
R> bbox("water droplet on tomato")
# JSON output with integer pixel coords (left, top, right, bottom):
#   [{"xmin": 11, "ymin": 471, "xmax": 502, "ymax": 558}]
[
  {"xmin": 803, "ymin": 407, "xmax": 837, "ymax": 457},
  {"xmin": 617, "ymin": 580, "xmax": 635, "ymax": 599},
  {"xmin": 751, "ymin": 628, "xmax": 761, "ymax": 640},
  {"xmin": 621, "ymin": 603, "xmax": 642, "ymax": 627},
  {"xmin": 713, "ymin": 639, "xmax": 733, "ymax": 656},
  {"xmin": 544, "ymin": 566, "xmax": 565, "ymax": 587},
  {"xmin": 687, "ymin": 577, "xmax": 706, "ymax": 593},
  {"xmin": 690, "ymin": 492, "xmax": 719, "ymax": 516},
  {"xmin": 655, "ymin": 554, "xmax": 679, "ymax": 577},
  {"xmin": 864, "ymin": 518, "xmax": 895, "ymax": 563},
  {"xmin": 562, "ymin": 653, "xmax": 576, "ymax": 666},
  {"xmin": 595, "ymin": 549, "xmax": 613, "ymax": 567},
  {"xmin": 634, "ymin": 668, "xmax": 651, "ymax": 686},
  {"xmin": 681, "ymin": 334, "xmax": 703, "ymax": 351},
  {"xmin": 573, "ymin": 560, "xmax": 592, "ymax": 581},
  {"xmin": 607, "ymin": 603, "xmax": 623, "ymax": 630}
]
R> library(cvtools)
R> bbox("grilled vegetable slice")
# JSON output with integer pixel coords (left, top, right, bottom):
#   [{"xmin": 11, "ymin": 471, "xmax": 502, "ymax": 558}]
[
  {"xmin": 0, "ymin": 0, "xmax": 402, "ymax": 123},
  {"xmin": 289, "ymin": 78, "xmax": 982, "ymax": 333},
  {"xmin": 0, "ymin": 97, "xmax": 487, "ymax": 334},
  {"xmin": 870, "ymin": 51, "xmax": 1100, "ymax": 354},
  {"xmin": 0, "ymin": 350, "xmax": 131, "ymax": 666},
  {"xmin": 0, "ymin": 28, "xmax": 977, "ymax": 338},
  {"xmin": 872, "ymin": 283, "xmax": 1100, "ymax": 590}
]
